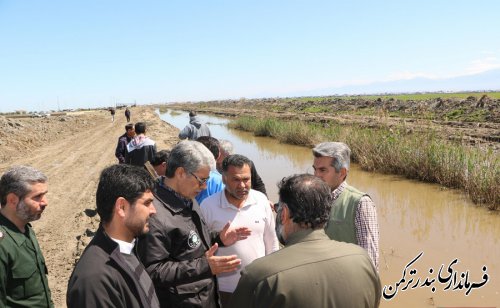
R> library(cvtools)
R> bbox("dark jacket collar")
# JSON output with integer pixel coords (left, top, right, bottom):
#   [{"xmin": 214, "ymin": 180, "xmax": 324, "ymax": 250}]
[
  {"xmin": 91, "ymin": 226, "xmax": 152, "ymax": 308},
  {"xmin": 155, "ymin": 179, "xmax": 193, "ymax": 214},
  {"xmin": 286, "ymin": 229, "xmax": 330, "ymax": 246},
  {"xmin": 0, "ymin": 212, "xmax": 31, "ymax": 246}
]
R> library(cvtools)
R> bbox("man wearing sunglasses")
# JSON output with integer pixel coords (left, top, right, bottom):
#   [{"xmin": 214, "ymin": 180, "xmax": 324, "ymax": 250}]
[{"xmin": 137, "ymin": 140, "xmax": 251, "ymax": 308}]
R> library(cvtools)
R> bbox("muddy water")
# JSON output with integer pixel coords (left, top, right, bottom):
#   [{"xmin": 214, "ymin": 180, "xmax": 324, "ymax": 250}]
[{"xmin": 159, "ymin": 109, "xmax": 500, "ymax": 307}]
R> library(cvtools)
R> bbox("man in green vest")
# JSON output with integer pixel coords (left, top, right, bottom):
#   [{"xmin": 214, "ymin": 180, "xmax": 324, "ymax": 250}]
[
  {"xmin": 0, "ymin": 166, "xmax": 54, "ymax": 307},
  {"xmin": 312, "ymin": 142, "xmax": 379, "ymax": 269}
]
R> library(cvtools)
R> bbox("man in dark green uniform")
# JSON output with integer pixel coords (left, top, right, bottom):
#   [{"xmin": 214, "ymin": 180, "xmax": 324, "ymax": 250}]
[{"xmin": 0, "ymin": 166, "xmax": 54, "ymax": 308}]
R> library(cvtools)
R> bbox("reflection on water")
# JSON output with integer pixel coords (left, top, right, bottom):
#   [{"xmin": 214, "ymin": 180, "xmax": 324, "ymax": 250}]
[{"xmin": 159, "ymin": 109, "xmax": 500, "ymax": 307}]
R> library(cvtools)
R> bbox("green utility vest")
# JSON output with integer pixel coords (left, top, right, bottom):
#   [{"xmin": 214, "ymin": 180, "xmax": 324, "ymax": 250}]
[
  {"xmin": 324, "ymin": 184, "xmax": 367, "ymax": 244},
  {"xmin": 0, "ymin": 213, "xmax": 54, "ymax": 308}
]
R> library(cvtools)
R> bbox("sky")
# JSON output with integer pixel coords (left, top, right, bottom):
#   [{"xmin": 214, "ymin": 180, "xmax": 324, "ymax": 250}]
[{"xmin": 1, "ymin": 0, "xmax": 500, "ymax": 112}]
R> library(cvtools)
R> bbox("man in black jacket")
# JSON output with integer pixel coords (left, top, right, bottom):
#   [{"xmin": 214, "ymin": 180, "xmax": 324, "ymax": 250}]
[
  {"xmin": 67, "ymin": 164, "xmax": 160, "ymax": 308},
  {"xmin": 137, "ymin": 140, "xmax": 251, "ymax": 308},
  {"xmin": 126, "ymin": 122, "xmax": 157, "ymax": 167},
  {"xmin": 115, "ymin": 123, "xmax": 135, "ymax": 164}
]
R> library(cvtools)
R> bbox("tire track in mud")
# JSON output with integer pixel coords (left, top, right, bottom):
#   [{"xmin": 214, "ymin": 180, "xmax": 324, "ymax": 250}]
[
  {"xmin": 0, "ymin": 108, "xmax": 179, "ymax": 307},
  {"xmin": 10, "ymin": 113, "xmax": 120, "ymax": 306}
]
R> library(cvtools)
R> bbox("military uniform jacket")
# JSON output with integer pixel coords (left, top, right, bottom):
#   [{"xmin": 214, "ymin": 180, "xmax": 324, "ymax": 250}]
[
  {"xmin": 231, "ymin": 229, "xmax": 381, "ymax": 308},
  {"xmin": 137, "ymin": 182, "xmax": 221, "ymax": 308},
  {"xmin": 0, "ymin": 213, "xmax": 53, "ymax": 308}
]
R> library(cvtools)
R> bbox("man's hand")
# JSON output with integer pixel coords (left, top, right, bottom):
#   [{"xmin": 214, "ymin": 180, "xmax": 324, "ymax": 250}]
[
  {"xmin": 205, "ymin": 243, "xmax": 241, "ymax": 275},
  {"xmin": 219, "ymin": 221, "xmax": 251, "ymax": 246},
  {"xmin": 269, "ymin": 200, "xmax": 276, "ymax": 212}
]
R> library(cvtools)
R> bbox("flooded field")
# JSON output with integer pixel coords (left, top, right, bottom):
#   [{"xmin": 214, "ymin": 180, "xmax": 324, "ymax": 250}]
[{"xmin": 160, "ymin": 109, "xmax": 500, "ymax": 307}]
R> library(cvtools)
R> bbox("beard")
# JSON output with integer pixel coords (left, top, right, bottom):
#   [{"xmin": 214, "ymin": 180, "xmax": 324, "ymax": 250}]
[
  {"xmin": 125, "ymin": 215, "xmax": 150, "ymax": 238},
  {"xmin": 275, "ymin": 205, "xmax": 287, "ymax": 246},
  {"xmin": 16, "ymin": 200, "xmax": 42, "ymax": 222},
  {"xmin": 228, "ymin": 188, "xmax": 249, "ymax": 200}
]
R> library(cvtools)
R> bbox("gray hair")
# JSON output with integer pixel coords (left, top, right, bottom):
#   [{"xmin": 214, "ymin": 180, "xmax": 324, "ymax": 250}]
[
  {"xmin": 0, "ymin": 166, "xmax": 48, "ymax": 206},
  {"xmin": 312, "ymin": 142, "xmax": 351, "ymax": 172},
  {"xmin": 219, "ymin": 139, "xmax": 234, "ymax": 156},
  {"xmin": 166, "ymin": 140, "xmax": 215, "ymax": 177}
]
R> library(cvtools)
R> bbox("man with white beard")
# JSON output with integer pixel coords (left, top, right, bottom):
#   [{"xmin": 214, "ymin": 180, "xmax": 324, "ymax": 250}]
[{"xmin": 0, "ymin": 166, "xmax": 54, "ymax": 307}]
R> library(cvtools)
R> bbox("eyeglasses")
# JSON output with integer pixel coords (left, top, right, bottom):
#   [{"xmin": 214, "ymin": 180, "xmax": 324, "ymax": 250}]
[{"xmin": 190, "ymin": 172, "xmax": 209, "ymax": 186}]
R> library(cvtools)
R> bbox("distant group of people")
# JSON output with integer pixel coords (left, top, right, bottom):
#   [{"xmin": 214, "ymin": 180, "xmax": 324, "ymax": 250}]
[
  {"xmin": 0, "ymin": 110, "xmax": 381, "ymax": 308},
  {"xmin": 115, "ymin": 121, "xmax": 157, "ymax": 167},
  {"xmin": 109, "ymin": 107, "xmax": 132, "ymax": 123}
]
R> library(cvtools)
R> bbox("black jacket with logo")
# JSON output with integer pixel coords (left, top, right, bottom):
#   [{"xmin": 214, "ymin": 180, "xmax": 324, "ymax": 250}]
[{"xmin": 137, "ymin": 181, "xmax": 221, "ymax": 308}]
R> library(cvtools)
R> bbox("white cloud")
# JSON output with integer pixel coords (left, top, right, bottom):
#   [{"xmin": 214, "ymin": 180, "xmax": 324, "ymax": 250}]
[
  {"xmin": 384, "ymin": 54, "xmax": 500, "ymax": 82},
  {"xmin": 465, "ymin": 56, "xmax": 500, "ymax": 75}
]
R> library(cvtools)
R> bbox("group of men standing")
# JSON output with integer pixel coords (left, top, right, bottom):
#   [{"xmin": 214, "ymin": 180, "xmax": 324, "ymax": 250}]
[
  {"xmin": 115, "ymin": 122, "xmax": 157, "ymax": 167},
  {"xmin": 0, "ymin": 110, "xmax": 381, "ymax": 308}
]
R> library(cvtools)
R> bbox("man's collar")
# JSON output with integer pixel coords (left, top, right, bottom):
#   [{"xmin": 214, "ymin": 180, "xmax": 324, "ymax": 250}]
[
  {"xmin": 157, "ymin": 177, "xmax": 193, "ymax": 210},
  {"xmin": 220, "ymin": 189, "xmax": 256, "ymax": 209},
  {"xmin": 109, "ymin": 236, "xmax": 136, "ymax": 254},
  {"xmin": 331, "ymin": 181, "xmax": 347, "ymax": 200},
  {"xmin": 0, "ymin": 213, "xmax": 29, "ymax": 246},
  {"xmin": 286, "ymin": 229, "xmax": 329, "ymax": 246}
]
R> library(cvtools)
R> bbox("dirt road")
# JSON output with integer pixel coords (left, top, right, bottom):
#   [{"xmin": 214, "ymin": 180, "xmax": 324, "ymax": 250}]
[{"xmin": 0, "ymin": 107, "xmax": 178, "ymax": 307}]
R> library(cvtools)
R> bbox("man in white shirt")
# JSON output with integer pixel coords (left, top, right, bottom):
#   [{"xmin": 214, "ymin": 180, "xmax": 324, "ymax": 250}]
[{"xmin": 201, "ymin": 154, "xmax": 279, "ymax": 307}]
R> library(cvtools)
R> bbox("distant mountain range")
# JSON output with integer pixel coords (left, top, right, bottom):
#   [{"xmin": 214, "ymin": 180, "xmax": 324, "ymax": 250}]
[{"xmin": 291, "ymin": 68, "xmax": 500, "ymax": 97}]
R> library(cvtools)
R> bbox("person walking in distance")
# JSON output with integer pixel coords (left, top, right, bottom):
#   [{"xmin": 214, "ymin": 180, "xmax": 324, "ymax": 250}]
[
  {"xmin": 178, "ymin": 111, "xmax": 211, "ymax": 140},
  {"xmin": 110, "ymin": 108, "xmax": 116, "ymax": 122},
  {"xmin": 125, "ymin": 107, "xmax": 131, "ymax": 122},
  {"xmin": 0, "ymin": 166, "xmax": 54, "ymax": 307}
]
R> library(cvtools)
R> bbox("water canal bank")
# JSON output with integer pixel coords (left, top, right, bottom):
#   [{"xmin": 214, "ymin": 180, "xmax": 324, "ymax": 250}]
[{"xmin": 158, "ymin": 109, "xmax": 499, "ymax": 307}]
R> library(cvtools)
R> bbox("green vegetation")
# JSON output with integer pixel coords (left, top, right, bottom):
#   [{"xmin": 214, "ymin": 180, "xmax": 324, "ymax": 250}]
[
  {"xmin": 230, "ymin": 116, "xmax": 499, "ymax": 209},
  {"xmin": 287, "ymin": 91, "xmax": 500, "ymax": 102},
  {"xmin": 302, "ymin": 106, "xmax": 332, "ymax": 113},
  {"xmin": 445, "ymin": 108, "xmax": 489, "ymax": 122},
  {"xmin": 157, "ymin": 106, "xmax": 169, "ymax": 114}
]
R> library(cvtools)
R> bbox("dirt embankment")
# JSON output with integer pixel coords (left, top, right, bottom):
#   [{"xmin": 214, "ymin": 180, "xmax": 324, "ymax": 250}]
[
  {"xmin": 0, "ymin": 107, "xmax": 178, "ymax": 307},
  {"xmin": 168, "ymin": 95, "xmax": 500, "ymax": 151}
]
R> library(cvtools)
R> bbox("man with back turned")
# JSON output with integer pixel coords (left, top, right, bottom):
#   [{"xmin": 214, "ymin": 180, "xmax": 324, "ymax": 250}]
[{"xmin": 231, "ymin": 174, "xmax": 381, "ymax": 308}]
